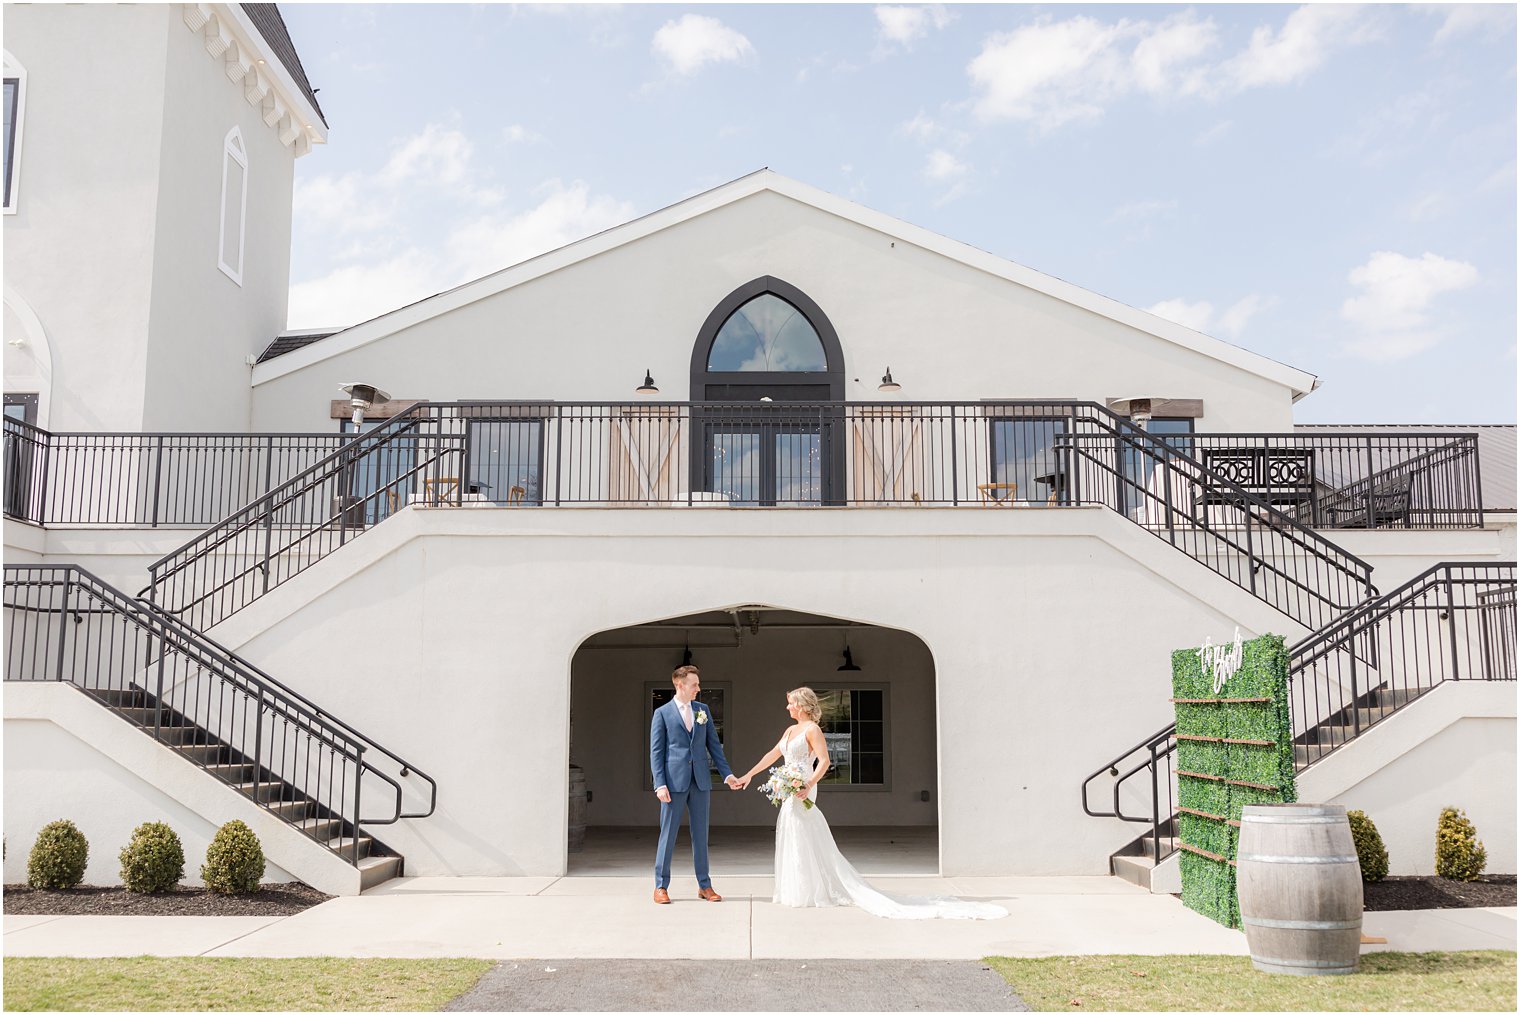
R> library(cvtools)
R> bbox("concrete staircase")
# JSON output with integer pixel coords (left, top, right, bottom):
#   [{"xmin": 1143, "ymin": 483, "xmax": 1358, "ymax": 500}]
[{"xmin": 86, "ymin": 686, "xmax": 403, "ymax": 891}]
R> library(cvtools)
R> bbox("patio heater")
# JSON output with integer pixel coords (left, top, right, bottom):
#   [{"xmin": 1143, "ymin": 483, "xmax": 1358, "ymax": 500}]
[
  {"xmin": 1110, "ymin": 396, "xmax": 1158, "ymax": 431},
  {"xmin": 335, "ymin": 382, "xmax": 392, "ymax": 530}
]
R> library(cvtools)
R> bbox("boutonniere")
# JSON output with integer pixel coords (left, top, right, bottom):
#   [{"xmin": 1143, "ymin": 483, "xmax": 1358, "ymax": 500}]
[{"xmin": 694, "ymin": 709, "xmax": 709, "ymax": 725}]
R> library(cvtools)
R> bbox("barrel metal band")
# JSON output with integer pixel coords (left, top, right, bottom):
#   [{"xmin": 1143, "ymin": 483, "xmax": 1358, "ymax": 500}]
[
  {"xmin": 1237, "ymin": 853, "xmax": 1360, "ymax": 864},
  {"xmin": 1242, "ymin": 915, "xmax": 1363, "ymax": 931},
  {"xmin": 1251, "ymin": 955, "xmax": 1359, "ymax": 971}
]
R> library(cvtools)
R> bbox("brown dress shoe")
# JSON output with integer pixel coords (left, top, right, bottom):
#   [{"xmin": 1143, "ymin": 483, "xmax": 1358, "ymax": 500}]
[
  {"xmin": 697, "ymin": 887, "xmax": 723, "ymax": 902},
  {"xmin": 653, "ymin": 888, "xmax": 670, "ymax": 904}
]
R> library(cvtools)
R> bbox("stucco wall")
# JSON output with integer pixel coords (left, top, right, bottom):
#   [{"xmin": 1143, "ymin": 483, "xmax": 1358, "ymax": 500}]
[
  {"xmin": 249, "ymin": 190, "xmax": 1299, "ymax": 432},
  {"xmin": 571, "ymin": 626, "xmax": 938, "ymax": 828},
  {"xmin": 191, "ymin": 505, "xmax": 1305, "ymax": 877},
  {"xmin": 3, "ymin": 716, "xmax": 296, "ymax": 886},
  {"xmin": 142, "ymin": 10, "xmax": 295, "ymax": 432},
  {"xmin": 2, "ymin": 5, "xmax": 168, "ymax": 431}
]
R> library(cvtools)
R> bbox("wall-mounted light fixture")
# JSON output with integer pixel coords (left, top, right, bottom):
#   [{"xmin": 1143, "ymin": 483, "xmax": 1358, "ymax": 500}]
[
  {"xmin": 878, "ymin": 367, "xmax": 901, "ymax": 393},
  {"xmin": 837, "ymin": 644, "xmax": 862, "ymax": 671},
  {"xmin": 636, "ymin": 370, "xmax": 659, "ymax": 396}
]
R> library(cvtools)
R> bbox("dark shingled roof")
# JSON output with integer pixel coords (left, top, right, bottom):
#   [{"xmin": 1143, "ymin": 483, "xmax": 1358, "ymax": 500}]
[
  {"xmin": 241, "ymin": 4, "xmax": 327, "ymax": 128},
  {"xmin": 257, "ymin": 331, "xmax": 340, "ymax": 363}
]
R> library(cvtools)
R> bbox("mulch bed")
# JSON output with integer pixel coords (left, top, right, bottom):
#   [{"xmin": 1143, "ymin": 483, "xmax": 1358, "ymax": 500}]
[
  {"xmin": 2, "ymin": 882, "xmax": 331, "ymax": 916},
  {"xmin": 1362, "ymin": 875, "xmax": 1515, "ymax": 911}
]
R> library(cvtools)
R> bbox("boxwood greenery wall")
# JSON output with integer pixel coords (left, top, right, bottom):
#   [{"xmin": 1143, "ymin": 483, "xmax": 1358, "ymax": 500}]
[{"xmin": 1172, "ymin": 633, "xmax": 1296, "ymax": 929}]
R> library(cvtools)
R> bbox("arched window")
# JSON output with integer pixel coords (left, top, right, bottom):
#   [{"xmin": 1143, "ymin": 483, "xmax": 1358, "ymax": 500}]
[
  {"xmin": 218, "ymin": 127, "xmax": 248, "ymax": 284},
  {"xmin": 707, "ymin": 293, "xmax": 828, "ymax": 372},
  {"xmin": 3, "ymin": 50, "xmax": 27, "ymax": 213}
]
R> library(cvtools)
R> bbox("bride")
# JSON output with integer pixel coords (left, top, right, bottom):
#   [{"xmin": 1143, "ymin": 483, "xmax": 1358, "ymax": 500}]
[{"xmin": 735, "ymin": 686, "xmax": 1007, "ymax": 920}]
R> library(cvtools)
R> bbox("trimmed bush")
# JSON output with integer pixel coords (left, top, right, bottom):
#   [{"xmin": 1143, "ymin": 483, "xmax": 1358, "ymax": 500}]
[
  {"xmin": 201, "ymin": 820, "xmax": 266, "ymax": 894},
  {"xmin": 1347, "ymin": 809, "xmax": 1389, "ymax": 882},
  {"xmin": 119, "ymin": 822, "xmax": 186, "ymax": 893},
  {"xmin": 27, "ymin": 820, "xmax": 89, "ymax": 889},
  {"xmin": 1435, "ymin": 806, "xmax": 1487, "ymax": 882}
]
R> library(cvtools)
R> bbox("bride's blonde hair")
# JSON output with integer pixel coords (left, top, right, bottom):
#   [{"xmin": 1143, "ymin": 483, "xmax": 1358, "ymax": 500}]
[{"xmin": 788, "ymin": 686, "xmax": 822, "ymax": 722}]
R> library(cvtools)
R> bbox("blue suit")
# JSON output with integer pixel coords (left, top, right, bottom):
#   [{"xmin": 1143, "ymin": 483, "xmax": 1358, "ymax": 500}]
[{"xmin": 650, "ymin": 698, "xmax": 733, "ymax": 889}]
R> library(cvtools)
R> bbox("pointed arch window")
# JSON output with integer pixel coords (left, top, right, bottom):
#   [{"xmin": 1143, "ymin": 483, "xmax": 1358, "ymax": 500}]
[
  {"xmin": 218, "ymin": 127, "xmax": 248, "ymax": 285},
  {"xmin": 707, "ymin": 293, "xmax": 829, "ymax": 372}
]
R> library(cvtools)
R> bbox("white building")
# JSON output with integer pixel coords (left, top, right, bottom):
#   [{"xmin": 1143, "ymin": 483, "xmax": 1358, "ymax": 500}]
[{"xmin": 4, "ymin": 4, "xmax": 1515, "ymax": 897}]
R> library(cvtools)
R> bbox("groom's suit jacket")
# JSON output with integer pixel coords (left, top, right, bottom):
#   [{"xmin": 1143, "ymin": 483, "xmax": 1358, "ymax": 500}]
[{"xmin": 650, "ymin": 699, "xmax": 733, "ymax": 794}]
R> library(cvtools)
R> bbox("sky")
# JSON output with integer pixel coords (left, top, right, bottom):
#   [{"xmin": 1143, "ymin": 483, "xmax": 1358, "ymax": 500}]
[{"xmin": 278, "ymin": 3, "xmax": 1517, "ymax": 424}]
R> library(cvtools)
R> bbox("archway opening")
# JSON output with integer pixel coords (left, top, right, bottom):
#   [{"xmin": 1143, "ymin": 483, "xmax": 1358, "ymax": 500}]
[{"xmin": 568, "ymin": 606, "xmax": 939, "ymax": 876}]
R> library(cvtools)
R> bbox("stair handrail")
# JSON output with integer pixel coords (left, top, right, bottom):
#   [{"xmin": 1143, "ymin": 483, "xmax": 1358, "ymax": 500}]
[
  {"xmin": 1063, "ymin": 404, "xmax": 1376, "ymax": 626},
  {"xmin": 4, "ymin": 564, "xmax": 437, "ymax": 827}
]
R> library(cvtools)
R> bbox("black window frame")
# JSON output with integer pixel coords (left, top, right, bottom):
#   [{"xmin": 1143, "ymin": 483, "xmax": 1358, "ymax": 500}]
[
  {"xmin": 3, "ymin": 76, "xmax": 19, "ymax": 210},
  {"xmin": 812, "ymin": 684, "xmax": 890, "ymax": 791}
]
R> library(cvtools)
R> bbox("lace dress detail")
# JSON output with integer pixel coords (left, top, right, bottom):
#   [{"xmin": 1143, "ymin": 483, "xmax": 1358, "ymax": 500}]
[{"xmin": 771, "ymin": 724, "xmax": 1007, "ymax": 920}]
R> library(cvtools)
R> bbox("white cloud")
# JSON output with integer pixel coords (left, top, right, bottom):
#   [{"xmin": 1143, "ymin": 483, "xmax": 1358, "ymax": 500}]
[
  {"xmin": 1108, "ymin": 198, "xmax": 1176, "ymax": 223},
  {"xmin": 1193, "ymin": 119, "xmax": 1233, "ymax": 147},
  {"xmin": 1217, "ymin": 294, "xmax": 1272, "ymax": 338},
  {"xmin": 1147, "ymin": 298, "xmax": 1216, "ymax": 333},
  {"xmin": 652, "ymin": 14, "xmax": 754, "ymax": 76},
  {"xmin": 924, "ymin": 150, "xmax": 967, "ymax": 182},
  {"xmin": 1225, "ymin": 5, "xmax": 1376, "ymax": 90},
  {"xmin": 967, "ymin": 6, "xmax": 1376, "ymax": 127},
  {"xmin": 899, "ymin": 111, "xmax": 939, "ymax": 141},
  {"xmin": 875, "ymin": 5, "xmax": 953, "ymax": 50},
  {"xmin": 1340, "ymin": 251, "xmax": 1479, "ymax": 360},
  {"xmin": 503, "ymin": 124, "xmax": 541, "ymax": 144},
  {"xmin": 1429, "ymin": 3, "xmax": 1516, "ymax": 45},
  {"xmin": 379, "ymin": 124, "xmax": 474, "ymax": 186}
]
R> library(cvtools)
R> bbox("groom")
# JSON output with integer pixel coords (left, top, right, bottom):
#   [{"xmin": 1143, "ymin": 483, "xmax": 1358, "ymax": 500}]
[{"xmin": 650, "ymin": 663, "xmax": 739, "ymax": 904}]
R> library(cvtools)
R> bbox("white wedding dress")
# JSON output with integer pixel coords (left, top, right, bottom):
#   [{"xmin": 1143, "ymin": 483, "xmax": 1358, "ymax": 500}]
[{"xmin": 771, "ymin": 724, "xmax": 1008, "ymax": 920}]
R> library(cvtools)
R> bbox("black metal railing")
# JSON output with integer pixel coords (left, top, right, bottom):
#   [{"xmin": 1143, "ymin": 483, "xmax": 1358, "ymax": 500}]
[
  {"xmin": 1080, "ymin": 723, "xmax": 1178, "ymax": 866},
  {"xmin": 138, "ymin": 400, "xmax": 1375, "ymax": 632},
  {"xmin": 1289, "ymin": 561, "xmax": 1516, "ymax": 767},
  {"xmin": 1, "ymin": 417, "xmax": 351, "ymax": 527},
  {"xmin": 3, "ymin": 565, "xmax": 436, "ymax": 863},
  {"xmin": 1186, "ymin": 432, "xmax": 1482, "ymax": 530},
  {"xmin": 145, "ymin": 409, "xmax": 464, "ymax": 630},
  {"xmin": 1082, "ymin": 561, "xmax": 1516, "ymax": 867}
]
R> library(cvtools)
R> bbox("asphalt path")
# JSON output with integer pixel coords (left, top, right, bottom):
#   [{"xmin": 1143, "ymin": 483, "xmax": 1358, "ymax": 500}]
[{"xmin": 445, "ymin": 958, "xmax": 1031, "ymax": 1011}]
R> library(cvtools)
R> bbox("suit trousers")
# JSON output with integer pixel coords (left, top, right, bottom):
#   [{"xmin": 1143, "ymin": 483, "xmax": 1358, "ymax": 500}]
[{"xmin": 654, "ymin": 785, "xmax": 711, "ymax": 889}]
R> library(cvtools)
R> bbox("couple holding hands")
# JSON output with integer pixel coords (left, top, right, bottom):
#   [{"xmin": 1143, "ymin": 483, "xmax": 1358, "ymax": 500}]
[{"xmin": 649, "ymin": 664, "xmax": 1005, "ymax": 920}]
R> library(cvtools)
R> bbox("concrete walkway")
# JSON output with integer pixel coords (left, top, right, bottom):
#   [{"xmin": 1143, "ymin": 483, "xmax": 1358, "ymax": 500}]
[{"xmin": 3, "ymin": 876, "xmax": 1515, "ymax": 959}]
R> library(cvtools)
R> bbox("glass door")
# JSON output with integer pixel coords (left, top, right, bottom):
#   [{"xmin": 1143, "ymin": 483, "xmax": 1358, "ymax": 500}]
[
  {"xmin": 467, "ymin": 418, "xmax": 544, "ymax": 505},
  {"xmin": 705, "ymin": 407, "xmax": 823, "ymax": 506}
]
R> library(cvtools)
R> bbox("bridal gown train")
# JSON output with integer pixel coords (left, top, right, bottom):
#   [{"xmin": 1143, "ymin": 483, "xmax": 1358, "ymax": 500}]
[{"xmin": 771, "ymin": 726, "xmax": 1008, "ymax": 920}]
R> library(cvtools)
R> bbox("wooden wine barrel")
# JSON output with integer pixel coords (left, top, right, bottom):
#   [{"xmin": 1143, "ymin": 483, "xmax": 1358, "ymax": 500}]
[
  {"xmin": 1236, "ymin": 803, "xmax": 1363, "ymax": 976},
  {"xmin": 568, "ymin": 766, "xmax": 587, "ymax": 853}
]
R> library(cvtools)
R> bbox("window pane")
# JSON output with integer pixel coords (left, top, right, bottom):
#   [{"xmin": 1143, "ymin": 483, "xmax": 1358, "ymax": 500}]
[
  {"xmin": 4, "ymin": 79, "xmax": 18, "ymax": 207},
  {"xmin": 707, "ymin": 294, "xmax": 827, "ymax": 372},
  {"xmin": 816, "ymin": 688, "xmax": 885, "ymax": 786},
  {"xmin": 992, "ymin": 418, "xmax": 1064, "ymax": 504},
  {"xmin": 775, "ymin": 432, "xmax": 821, "ymax": 504},
  {"xmin": 221, "ymin": 155, "xmax": 244, "ymax": 272},
  {"xmin": 710, "ymin": 431, "xmax": 759, "ymax": 504},
  {"xmin": 469, "ymin": 420, "xmax": 542, "ymax": 504}
]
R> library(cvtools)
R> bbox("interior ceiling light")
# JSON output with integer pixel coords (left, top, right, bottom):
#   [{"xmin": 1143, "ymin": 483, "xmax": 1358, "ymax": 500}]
[{"xmin": 838, "ymin": 645, "xmax": 862, "ymax": 671}]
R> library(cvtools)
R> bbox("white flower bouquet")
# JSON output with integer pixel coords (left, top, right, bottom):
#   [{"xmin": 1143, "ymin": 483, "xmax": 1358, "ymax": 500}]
[{"xmin": 759, "ymin": 762, "xmax": 814, "ymax": 810}]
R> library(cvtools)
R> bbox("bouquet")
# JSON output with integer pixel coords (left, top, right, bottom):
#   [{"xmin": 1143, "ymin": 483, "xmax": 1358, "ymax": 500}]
[{"xmin": 759, "ymin": 762, "xmax": 814, "ymax": 810}]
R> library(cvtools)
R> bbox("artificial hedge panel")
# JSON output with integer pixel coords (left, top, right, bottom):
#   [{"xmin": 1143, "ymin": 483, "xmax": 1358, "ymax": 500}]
[{"xmin": 1172, "ymin": 633, "xmax": 1296, "ymax": 930}]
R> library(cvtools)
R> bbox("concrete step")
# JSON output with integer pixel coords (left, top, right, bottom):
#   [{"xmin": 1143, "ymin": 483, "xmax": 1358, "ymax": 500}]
[
  {"xmin": 1111, "ymin": 853, "xmax": 1154, "ymax": 891},
  {"xmin": 358, "ymin": 854, "xmax": 403, "ymax": 892},
  {"xmin": 232, "ymin": 780, "xmax": 289, "ymax": 803},
  {"xmin": 171, "ymin": 743, "xmax": 225, "ymax": 765},
  {"xmin": 264, "ymin": 799, "xmax": 311, "ymax": 821},
  {"xmin": 114, "ymin": 706, "xmax": 193, "ymax": 728},
  {"xmin": 1374, "ymin": 687, "xmax": 1421, "ymax": 708},
  {"xmin": 88, "ymin": 688, "xmax": 154, "ymax": 708},
  {"xmin": 326, "ymin": 836, "xmax": 374, "ymax": 861},
  {"xmin": 293, "ymin": 816, "xmax": 344, "ymax": 840},
  {"xmin": 205, "ymin": 762, "xmax": 257, "ymax": 783}
]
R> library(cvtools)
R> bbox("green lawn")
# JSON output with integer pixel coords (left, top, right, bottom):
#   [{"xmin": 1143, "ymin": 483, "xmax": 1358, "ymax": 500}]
[
  {"xmin": 986, "ymin": 951, "xmax": 1517, "ymax": 1012},
  {"xmin": 3, "ymin": 957, "xmax": 493, "ymax": 1012}
]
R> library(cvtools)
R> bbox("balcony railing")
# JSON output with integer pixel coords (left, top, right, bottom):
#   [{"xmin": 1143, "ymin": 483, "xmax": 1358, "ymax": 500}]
[{"xmin": 5, "ymin": 410, "xmax": 1483, "ymax": 526}]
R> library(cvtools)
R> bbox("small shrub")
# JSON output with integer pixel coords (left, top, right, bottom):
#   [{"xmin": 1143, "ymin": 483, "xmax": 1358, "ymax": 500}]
[
  {"xmin": 1435, "ymin": 806, "xmax": 1487, "ymax": 881},
  {"xmin": 27, "ymin": 820, "xmax": 89, "ymax": 889},
  {"xmin": 201, "ymin": 820, "xmax": 265, "ymax": 894},
  {"xmin": 119, "ymin": 822, "xmax": 186, "ymax": 893},
  {"xmin": 1346, "ymin": 809, "xmax": 1389, "ymax": 882}
]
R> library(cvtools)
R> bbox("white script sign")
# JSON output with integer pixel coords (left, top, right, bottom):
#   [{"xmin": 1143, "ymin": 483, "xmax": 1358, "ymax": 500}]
[{"xmin": 1198, "ymin": 627, "xmax": 1245, "ymax": 695}]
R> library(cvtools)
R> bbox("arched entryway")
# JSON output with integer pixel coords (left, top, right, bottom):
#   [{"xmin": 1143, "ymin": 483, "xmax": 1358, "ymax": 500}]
[
  {"xmin": 689, "ymin": 277, "xmax": 848, "ymax": 505},
  {"xmin": 567, "ymin": 606, "xmax": 939, "ymax": 876}
]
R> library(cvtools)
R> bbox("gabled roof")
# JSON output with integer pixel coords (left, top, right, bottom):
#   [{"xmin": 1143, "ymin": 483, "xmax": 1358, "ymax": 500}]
[
  {"xmin": 241, "ymin": 4, "xmax": 326, "ymax": 128},
  {"xmin": 254, "ymin": 170, "xmax": 1321, "ymax": 397},
  {"xmin": 257, "ymin": 329, "xmax": 341, "ymax": 363}
]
